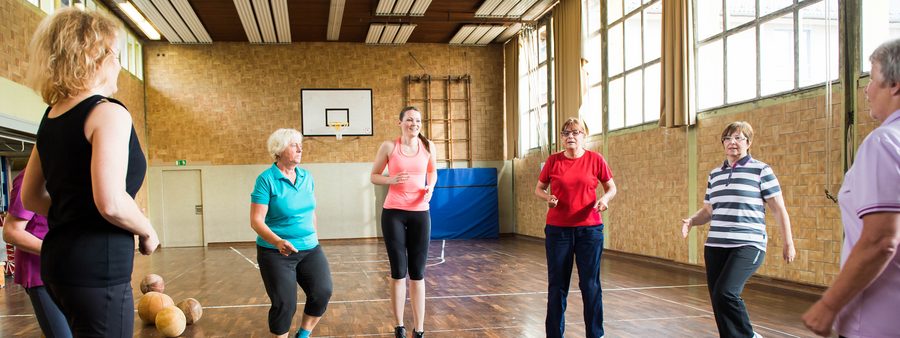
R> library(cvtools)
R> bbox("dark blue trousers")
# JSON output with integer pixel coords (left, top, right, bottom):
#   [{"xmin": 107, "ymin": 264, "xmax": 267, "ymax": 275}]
[{"xmin": 545, "ymin": 224, "xmax": 604, "ymax": 338}]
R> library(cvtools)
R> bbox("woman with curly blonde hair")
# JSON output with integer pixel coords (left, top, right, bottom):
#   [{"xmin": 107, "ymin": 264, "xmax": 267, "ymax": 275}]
[{"xmin": 22, "ymin": 8, "xmax": 159, "ymax": 337}]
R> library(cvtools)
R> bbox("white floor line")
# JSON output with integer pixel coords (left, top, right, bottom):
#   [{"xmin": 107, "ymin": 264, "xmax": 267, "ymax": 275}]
[
  {"xmin": 625, "ymin": 288, "xmax": 802, "ymax": 338},
  {"xmin": 606, "ymin": 283, "xmax": 707, "ymax": 291},
  {"xmin": 486, "ymin": 248, "xmax": 516, "ymax": 258},
  {"xmin": 230, "ymin": 246, "xmax": 260, "ymax": 269},
  {"xmin": 610, "ymin": 314, "xmax": 710, "ymax": 322},
  {"xmin": 424, "ymin": 240, "xmax": 446, "ymax": 267},
  {"xmin": 0, "ymin": 314, "xmax": 34, "ymax": 318},
  {"xmin": 336, "ymin": 257, "xmax": 442, "ymax": 264},
  {"xmin": 314, "ymin": 315, "xmax": 714, "ymax": 337},
  {"xmin": 625, "ymin": 289, "xmax": 713, "ymax": 314},
  {"xmin": 199, "ymin": 283, "xmax": 708, "ymax": 309},
  {"xmin": 751, "ymin": 323, "xmax": 803, "ymax": 338}
]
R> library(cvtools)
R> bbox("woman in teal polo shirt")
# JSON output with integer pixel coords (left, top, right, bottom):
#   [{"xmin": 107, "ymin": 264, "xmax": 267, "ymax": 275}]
[{"xmin": 251, "ymin": 128, "xmax": 333, "ymax": 338}]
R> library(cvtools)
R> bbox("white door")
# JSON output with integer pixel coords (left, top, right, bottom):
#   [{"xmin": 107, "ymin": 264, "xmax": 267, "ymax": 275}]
[{"xmin": 161, "ymin": 170, "xmax": 204, "ymax": 247}]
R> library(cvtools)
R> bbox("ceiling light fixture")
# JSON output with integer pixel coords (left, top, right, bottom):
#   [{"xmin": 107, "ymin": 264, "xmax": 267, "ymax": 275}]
[
  {"xmin": 327, "ymin": 0, "xmax": 346, "ymax": 41},
  {"xmin": 271, "ymin": 0, "xmax": 291, "ymax": 43},
  {"xmin": 171, "ymin": 0, "xmax": 212, "ymax": 43},
  {"xmin": 233, "ymin": 0, "xmax": 262, "ymax": 43},
  {"xmin": 119, "ymin": 1, "xmax": 162, "ymax": 40},
  {"xmin": 150, "ymin": 0, "xmax": 196, "ymax": 42}
]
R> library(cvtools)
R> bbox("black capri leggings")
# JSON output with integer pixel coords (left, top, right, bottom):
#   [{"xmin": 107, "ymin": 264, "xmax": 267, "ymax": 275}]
[
  {"xmin": 257, "ymin": 245, "xmax": 333, "ymax": 335},
  {"xmin": 381, "ymin": 208, "xmax": 431, "ymax": 280}
]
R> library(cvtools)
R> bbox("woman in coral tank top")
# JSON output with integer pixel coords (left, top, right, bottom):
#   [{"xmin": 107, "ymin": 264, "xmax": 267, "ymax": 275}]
[{"xmin": 370, "ymin": 107, "xmax": 438, "ymax": 338}]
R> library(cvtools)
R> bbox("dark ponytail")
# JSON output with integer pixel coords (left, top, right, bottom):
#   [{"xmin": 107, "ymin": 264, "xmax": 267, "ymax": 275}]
[{"xmin": 400, "ymin": 106, "xmax": 430, "ymax": 153}]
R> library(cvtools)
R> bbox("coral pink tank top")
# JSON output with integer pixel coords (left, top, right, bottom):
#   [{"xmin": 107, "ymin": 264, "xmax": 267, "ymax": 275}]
[{"xmin": 383, "ymin": 137, "xmax": 432, "ymax": 211}]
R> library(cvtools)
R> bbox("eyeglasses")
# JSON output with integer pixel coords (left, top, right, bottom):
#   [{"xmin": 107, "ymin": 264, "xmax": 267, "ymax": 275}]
[
  {"xmin": 722, "ymin": 136, "xmax": 748, "ymax": 143},
  {"xmin": 561, "ymin": 130, "xmax": 584, "ymax": 137}
]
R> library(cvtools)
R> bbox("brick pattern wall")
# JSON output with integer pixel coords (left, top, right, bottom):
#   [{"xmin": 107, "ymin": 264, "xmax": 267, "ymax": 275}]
[
  {"xmin": 0, "ymin": 0, "xmax": 42, "ymax": 82},
  {"xmin": 115, "ymin": 73, "xmax": 148, "ymax": 210},
  {"xmin": 604, "ymin": 128, "xmax": 689, "ymax": 263},
  {"xmin": 513, "ymin": 148, "xmax": 553, "ymax": 238},
  {"xmin": 856, "ymin": 85, "xmax": 879, "ymax": 147},
  {"xmin": 143, "ymin": 43, "xmax": 505, "ymax": 165}
]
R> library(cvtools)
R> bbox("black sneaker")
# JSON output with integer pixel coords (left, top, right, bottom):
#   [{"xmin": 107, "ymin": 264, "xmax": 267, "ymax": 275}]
[
  {"xmin": 413, "ymin": 331, "xmax": 424, "ymax": 338},
  {"xmin": 394, "ymin": 326, "xmax": 407, "ymax": 338}
]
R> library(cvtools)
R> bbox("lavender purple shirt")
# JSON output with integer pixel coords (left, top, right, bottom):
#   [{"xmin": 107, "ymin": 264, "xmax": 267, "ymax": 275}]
[
  {"xmin": 834, "ymin": 109, "xmax": 900, "ymax": 338},
  {"xmin": 9, "ymin": 171, "xmax": 48, "ymax": 288}
]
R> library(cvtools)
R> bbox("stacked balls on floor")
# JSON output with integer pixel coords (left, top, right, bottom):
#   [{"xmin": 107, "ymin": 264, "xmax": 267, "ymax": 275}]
[{"xmin": 137, "ymin": 274, "xmax": 203, "ymax": 337}]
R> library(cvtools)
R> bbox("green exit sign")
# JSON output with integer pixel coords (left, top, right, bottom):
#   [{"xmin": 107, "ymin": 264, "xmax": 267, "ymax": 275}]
[{"xmin": 176, "ymin": 160, "xmax": 187, "ymax": 166}]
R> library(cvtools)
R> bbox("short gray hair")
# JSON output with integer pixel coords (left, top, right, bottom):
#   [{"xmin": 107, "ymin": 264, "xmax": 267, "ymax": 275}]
[
  {"xmin": 267, "ymin": 128, "xmax": 302, "ymax": 160},
  {"xmin": 870, "ymin": 38, "xmax": 900, "ymax": 84}
]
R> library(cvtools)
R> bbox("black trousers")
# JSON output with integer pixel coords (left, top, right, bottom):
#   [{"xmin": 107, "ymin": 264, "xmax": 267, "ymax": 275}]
[
  {"xmin": 381, "ymin": 209, "xmax": 431, "ymax": 280},
  {"xmin": 704, "ymin": 246, "xmax": 764, "ymax": 338},
  {"xmin": 25, "ymin": 286, "xmax": 71, "ymax": 338},
  {"xmin": 257, "ymin": 245, "xmax": 333, "ymax": 335},
  {"xmin": 47, "ymin": 282, "xmax": 133, "ymax": 338}
]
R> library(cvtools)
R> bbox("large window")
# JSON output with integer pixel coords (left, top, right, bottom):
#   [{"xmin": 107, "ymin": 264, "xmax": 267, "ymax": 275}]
[
  {"xmin": 606, "ymin": 0, "xmax": 662, "ymax": 130},
  {"xmin": 582, "ymin": 0, "xmax": 603, "ymax": 135},
  {"xmin": 694, "ymin": 0, "xmax": 838, "ymax": 111},
  {"xmin": 861, "ymin": 1, "xmax": 900, "ymax": 73},
  {"xmin": 519, "ymin": 20, "xmax": 555, "ymax": 150}
]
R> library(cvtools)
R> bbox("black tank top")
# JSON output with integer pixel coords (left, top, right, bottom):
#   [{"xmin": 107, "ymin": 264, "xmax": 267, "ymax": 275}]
[{"xmin": 36, "ymin": 95, "xmax": 147, "ymax": 287}]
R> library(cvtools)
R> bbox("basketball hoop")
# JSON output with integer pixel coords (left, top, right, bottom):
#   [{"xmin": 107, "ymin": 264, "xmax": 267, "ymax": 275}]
[{"xmin": 327, "ymin": 122, "xmax": 349, "ymax": 140}]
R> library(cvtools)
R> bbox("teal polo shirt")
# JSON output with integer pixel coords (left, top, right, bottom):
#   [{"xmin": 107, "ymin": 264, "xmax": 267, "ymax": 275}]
[{"xmin": 250, "ymin": 164, "xmax": 318, "ymax": 251}]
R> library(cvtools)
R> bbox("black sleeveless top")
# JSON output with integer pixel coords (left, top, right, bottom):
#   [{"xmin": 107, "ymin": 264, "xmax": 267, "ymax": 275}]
[{"xmin": 36, "ymin": 95, "xmax": 147, "ymax": 287}]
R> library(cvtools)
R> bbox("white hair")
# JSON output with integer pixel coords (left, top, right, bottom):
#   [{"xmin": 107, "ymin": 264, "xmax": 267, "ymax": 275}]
[{"xmin": 267, "ymin": 128, "xmax": 302, "ymax": 160}]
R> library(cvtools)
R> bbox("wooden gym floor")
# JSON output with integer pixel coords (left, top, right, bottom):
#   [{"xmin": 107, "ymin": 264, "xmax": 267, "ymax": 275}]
[{"xmin": 1, "ymin": 237, "xmax": 821, "ymax": 337}]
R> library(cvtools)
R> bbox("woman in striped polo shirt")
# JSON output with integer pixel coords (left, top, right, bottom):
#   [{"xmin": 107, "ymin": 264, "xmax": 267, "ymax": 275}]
[{"xmin": 681, "ymin": 121, "xmax": 796, "ymax": 338}]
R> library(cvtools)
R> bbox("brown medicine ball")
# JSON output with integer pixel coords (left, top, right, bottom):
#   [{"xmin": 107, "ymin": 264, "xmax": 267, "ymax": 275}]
[
  {"xmin": 176, "ymin": 298, "xmax": 203, "ymax": 325},
  {"xmin": 155, "ymin": 305, "xmax": 186, "ymax": 337},
  {"xmin": 140, "ymin": 274, "xmax": 165, "ymax": 294},
  {"xmin": 137, "ymin": 292, "xmax": 174, "ymax": 324}
]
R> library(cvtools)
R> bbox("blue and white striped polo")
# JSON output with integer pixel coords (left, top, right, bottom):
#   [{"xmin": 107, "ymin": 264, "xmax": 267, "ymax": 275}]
[{"xmin": 704, "ymin": 155, "xmax": 782, "ymax": 252}]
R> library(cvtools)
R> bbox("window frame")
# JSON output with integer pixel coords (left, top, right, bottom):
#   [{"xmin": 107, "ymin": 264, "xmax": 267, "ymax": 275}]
[
  {"xmin": 693, "ymin": 0, "xmax": 839, "ymax": 112},
  {"xmin": 519, "ymin": 17, "xmax": 556, "ymax": 151},
  {"xmin": 583, "ymin": 0, "xmax": 604, "ymax": 136},
  {"xmin": 604, "ymin": 0, "xmax": 662, "ymax": 131}
]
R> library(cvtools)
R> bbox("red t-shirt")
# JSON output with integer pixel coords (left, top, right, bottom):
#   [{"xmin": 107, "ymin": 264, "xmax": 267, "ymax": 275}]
[{"xmin": 538, "ymin": 150, "xmax": 613, "ymax": 226}]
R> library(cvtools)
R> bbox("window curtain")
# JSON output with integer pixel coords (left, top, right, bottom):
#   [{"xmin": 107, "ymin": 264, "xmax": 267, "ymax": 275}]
[
  {"xmin": 553, "ymin": 0, "xmax": 583, "ymax": 150},
  {"xmin": 520, "ymin": 25, "xmax": 549, "ymax": 154},
  {"xmin": 504, "ymin": 37, "xmax": 520, "ymax": 159},
  {"xmin": 659, "ymin": 0, "xmax": 696, "ymax": 127}
]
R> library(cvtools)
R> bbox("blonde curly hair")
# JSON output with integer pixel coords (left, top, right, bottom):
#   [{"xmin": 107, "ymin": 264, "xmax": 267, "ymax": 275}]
[{"xmin": 26, "ymin": 7, "xmax": 120, "ymax": 106}]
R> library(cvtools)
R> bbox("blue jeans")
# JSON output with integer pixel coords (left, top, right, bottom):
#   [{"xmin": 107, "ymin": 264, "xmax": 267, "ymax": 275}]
[{"xmin": 545, "ymin": 224, "xmax": 604, "ymax": 338}]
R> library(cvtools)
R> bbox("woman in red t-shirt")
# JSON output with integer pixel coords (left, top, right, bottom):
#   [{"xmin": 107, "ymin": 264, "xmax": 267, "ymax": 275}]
[{"xmin": 534, "ymin": 117, "xmax": 617, "ymax": 338}]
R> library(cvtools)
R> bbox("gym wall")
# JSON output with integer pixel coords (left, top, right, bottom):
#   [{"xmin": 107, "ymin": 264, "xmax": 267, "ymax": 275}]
[{"xmin": 141, "ymin": 42, "xmax": 512, "ymax": 243}]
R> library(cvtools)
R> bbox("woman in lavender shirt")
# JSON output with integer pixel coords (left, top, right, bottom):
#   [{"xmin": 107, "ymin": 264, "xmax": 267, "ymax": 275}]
[{"xmin": 802, "ymin": 38, "xmax": 900, "ymax": 337}]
